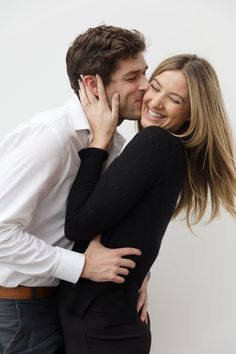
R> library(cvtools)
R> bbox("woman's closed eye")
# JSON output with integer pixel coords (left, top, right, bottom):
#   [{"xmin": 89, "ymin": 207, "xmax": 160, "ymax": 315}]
[
  {"xmin": 150, "ymin": 83, "xmax": 160, "ymax": 92},
  {"xmin": 169, "ymin": 96, "xmax": 181, "ymax": 104}
]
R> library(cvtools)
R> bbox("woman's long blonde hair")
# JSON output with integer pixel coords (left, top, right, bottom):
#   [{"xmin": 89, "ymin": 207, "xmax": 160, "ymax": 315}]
[{"xmin": 147, "ymin": 54, "xmax": 236, "ymax": 226}]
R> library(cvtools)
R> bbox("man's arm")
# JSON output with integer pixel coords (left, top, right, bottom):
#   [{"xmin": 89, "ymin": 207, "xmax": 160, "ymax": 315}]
[
  {"xmin": 0, "ymin": 126, "xmax": 84, "ymax": 284},
  {"xmin": 82, "ymin": 236, "xmax": 141, "ymax": 284},
  {"xmin": 0, "ymin": 126, "xmax": 139, "ymax": 285}
]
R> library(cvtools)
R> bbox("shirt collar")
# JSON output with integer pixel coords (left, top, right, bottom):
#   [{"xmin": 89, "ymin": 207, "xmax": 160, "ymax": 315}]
[
  {"xmin": 65, "ymin": 95, "xmax": 126, "ymax": 147},
  {"xmin": 65, "ymin": 95, "xmax": 91, "ymax": 132}
]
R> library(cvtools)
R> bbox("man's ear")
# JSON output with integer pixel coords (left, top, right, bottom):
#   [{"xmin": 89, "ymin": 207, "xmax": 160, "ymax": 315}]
[{"xmin": 82, "ymin": 75, "xmax": 98, "ymax": 97}]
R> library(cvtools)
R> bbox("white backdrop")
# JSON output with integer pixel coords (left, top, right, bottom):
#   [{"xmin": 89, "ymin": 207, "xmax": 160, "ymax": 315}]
[{"xmin": 0, "ymin": 1, "xmax": 235, "ymax": 353}]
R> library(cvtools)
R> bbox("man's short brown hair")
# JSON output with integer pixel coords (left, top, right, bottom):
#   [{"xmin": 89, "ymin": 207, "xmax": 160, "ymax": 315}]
[{"xmin": 66, "ymin": 25, "xmax": 146, "ymax": 96}]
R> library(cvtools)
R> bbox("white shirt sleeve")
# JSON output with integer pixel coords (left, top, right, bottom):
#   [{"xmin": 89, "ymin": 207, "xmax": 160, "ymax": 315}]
[{"xmin": 0, "ymin": 124, "xmax": 84, "ymax": 285}]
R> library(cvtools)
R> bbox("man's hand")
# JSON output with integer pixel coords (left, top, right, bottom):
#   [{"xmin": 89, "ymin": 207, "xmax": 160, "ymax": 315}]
[
  {"xmin": 137, "ymin": 274, "xmax": 149, "ymax": 323},
  {"xmin": 81, "ymin": 236, "xmax": 141, "ymax": 283}
]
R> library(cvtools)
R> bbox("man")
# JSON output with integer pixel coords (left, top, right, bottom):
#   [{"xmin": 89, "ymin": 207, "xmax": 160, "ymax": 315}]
[{"xmin": 0, "ymin": 25, "xmax": 150, "ymax": 353}]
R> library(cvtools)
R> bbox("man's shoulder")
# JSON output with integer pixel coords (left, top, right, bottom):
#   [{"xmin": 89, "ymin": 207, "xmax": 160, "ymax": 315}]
[
  {"xmin": 29, "ymin": 103, "xmax": 69, "ymax": 129},
  {"xmin": 0, "ymin": 102, "xmax": 73, "ymax": 154},
  {"xmin": 22, "ymin": 100, "xmax": 77, "ymax": 143}
]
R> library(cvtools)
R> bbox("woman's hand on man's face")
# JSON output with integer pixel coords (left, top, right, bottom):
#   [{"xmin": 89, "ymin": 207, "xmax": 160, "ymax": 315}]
[{"xmin": 79, "ymin": 75, "xmax": 119, "ymax": 151}]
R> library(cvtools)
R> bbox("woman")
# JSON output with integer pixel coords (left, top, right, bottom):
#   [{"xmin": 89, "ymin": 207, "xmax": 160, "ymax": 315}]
[{"xmin": 58, "ymin": 54, "xmax": 236, "ymax": 354}]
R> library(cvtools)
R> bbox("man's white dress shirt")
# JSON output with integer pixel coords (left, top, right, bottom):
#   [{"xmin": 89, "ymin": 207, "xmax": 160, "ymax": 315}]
[{"xmin": 0, "ymin": 96, "xmax": 125, "ymax": 287}]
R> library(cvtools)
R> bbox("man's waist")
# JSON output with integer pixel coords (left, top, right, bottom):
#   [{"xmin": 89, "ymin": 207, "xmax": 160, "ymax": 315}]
[{"xmin": 0, "ymin": 285, "xmax": 57, "ymax": 300}]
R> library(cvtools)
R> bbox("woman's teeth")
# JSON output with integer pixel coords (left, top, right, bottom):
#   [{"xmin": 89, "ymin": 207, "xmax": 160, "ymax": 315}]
[{"xmin": 148, "ymin": 108, "xmax": 165, "ymax": 119}]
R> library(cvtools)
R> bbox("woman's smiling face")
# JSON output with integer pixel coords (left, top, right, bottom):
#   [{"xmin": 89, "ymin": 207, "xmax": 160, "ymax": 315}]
[{"xmin": 141, "ymin": 70, "xmax": 191, "ymax": 133}]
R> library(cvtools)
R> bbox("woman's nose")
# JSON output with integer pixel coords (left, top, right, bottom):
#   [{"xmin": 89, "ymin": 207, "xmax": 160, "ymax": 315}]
[{"xmin": 151, "ymin": 92, "xmax": 164, "ymax": 109}]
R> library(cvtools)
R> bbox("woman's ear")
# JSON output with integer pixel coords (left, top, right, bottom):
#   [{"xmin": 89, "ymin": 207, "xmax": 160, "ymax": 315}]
[{"xmin": 82, "ymin": 75, "xmax": 98, "ymax": 97}]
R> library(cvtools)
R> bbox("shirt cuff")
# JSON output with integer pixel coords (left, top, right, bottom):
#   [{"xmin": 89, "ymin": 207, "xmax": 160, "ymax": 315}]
[{"xmin": 54, "ymin": 247, "xmax": 85, "ymax": 283}]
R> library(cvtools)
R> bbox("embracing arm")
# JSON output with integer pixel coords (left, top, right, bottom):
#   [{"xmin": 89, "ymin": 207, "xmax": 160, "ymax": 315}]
[
  {"xmin": 0, "ymin": 126, "xmax": 84, "ymax": 284},
  {"xmin": 0, "ymin": 123, "xmax": 140, "ymax": 285},
  {"xmin": 65, "ymin": 126, "xmax": 184, "ymax": 242}
]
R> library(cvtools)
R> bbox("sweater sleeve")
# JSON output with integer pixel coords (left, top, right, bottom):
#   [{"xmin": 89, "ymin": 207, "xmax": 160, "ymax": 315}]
[{"xmin": 65, "ymin": 126, "xmax": 185, "ymax": 242}]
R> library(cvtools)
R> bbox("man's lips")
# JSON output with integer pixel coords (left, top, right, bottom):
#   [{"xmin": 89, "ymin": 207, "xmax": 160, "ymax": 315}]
[
  {"xmin": 135, "ymin": 98, "xmax": 143, "ymax": 107},
  {"xmin": 136, "ymin": 95, "xmax": 144, "ymax": 102}
]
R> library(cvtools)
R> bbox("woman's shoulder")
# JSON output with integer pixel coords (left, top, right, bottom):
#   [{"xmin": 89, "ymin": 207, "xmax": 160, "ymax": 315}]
[
  {"xmin": 130, "ymin": 126, "xmax": 185, "ymax": 166},
  {"xmin": 134, "ymin": 126, "xmax": 182, "ymax": 149}
]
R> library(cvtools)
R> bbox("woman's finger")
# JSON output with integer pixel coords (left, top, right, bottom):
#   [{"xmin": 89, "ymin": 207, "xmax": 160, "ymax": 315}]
[
  {"xmin": 111, "ymin": 92, "xmax": 119, "ymax": 125},
  {"xmin": 78, "ymin": 80, "xmax": 90, "ymax": 109},
  {"xmin": 84, "ymin": 84, "xmax": 98, "ymax": 104},
  {"xmin": 140, "ymin": 302, "xmax": 148, "ymax": 323},
  {"xmin": 96, "ymin": 74, "xmax": 108, "ymax": 104},
  {"xmin": 80, "ymin": 76, "xmax": 98, "ymax": 105}
]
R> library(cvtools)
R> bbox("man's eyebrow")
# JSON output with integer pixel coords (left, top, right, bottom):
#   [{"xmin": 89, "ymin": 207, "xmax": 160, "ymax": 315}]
[
  {"xmin": 153, "ymin": 78, "xmax": 185, "ymax": 102},
  {"xmin": 123, "ymin": 66, "xmax": 148, "ymax": 76}
]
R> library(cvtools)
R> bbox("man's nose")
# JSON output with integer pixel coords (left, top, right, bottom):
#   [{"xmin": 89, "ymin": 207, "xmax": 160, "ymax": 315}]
[{"xmin": 139, "ymin": 76, "xmax": 150, "ymax": 91}]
